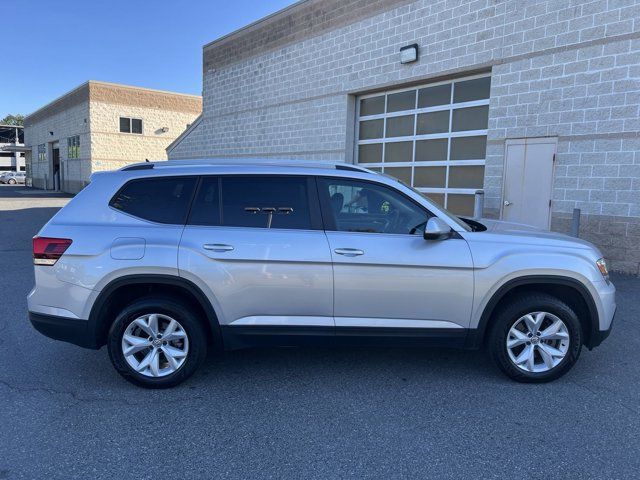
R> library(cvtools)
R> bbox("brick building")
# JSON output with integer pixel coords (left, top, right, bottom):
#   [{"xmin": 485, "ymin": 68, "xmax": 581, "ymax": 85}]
[
  {"xmin": 173, "ymin": 0, "xmax": 640, "ymax": 273},
  {"xmin": 25, "ymin": 81, "xmax": 201, "ymax": 193}
]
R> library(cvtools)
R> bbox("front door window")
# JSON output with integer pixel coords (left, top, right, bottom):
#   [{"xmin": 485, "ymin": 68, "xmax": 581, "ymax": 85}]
[{"xmin": 318, "ymin": 178, "xmax": 431, "ymax": 235}]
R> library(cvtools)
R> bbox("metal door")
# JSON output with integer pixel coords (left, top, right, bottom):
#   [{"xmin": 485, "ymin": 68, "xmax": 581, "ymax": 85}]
[{"xmin": 502, "ymin": 137, "xmax": 557, "ymax": 229}]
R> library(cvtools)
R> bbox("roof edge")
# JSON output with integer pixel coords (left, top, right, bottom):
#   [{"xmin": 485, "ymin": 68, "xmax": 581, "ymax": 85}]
[
  {"xmin": 25, "ymin": 81, "xmax": 90, "ymax": 120},
  {"xmin": 166, "ymin": 114, "xmax": 203, "ymax": 154},
  {"xmin": 203, "ymin": 0, "xmax": 309, "ymax": 51},
  {"xmin": 88, "ymin": 80, "xmax": 202, "ymax": 99},
  {"xmin": 25, "ymin": 80, "xmax": 201, "ymax": 122}
]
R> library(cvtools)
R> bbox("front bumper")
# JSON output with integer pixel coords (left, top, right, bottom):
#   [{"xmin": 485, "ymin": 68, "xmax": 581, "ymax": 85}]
[
  {"xmin": 29, "ymin": 311, "xmax": 98, "ymax": 349},
  {"xmin": 587, "ymin": 306, "xmax": 616, "ymax": 350}
]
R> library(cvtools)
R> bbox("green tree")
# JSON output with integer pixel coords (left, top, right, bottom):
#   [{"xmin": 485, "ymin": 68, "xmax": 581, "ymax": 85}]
[{"xmin": 1, "ymin": 114, "xmax": 25, "ymax": 126}]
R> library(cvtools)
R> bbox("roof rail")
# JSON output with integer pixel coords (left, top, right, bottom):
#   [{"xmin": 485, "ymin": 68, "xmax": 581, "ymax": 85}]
[
  {"xmin": 121, "ymin": 163, "xmax": 154, "ymax": 171},
  {"xmin": 119, "ymin": 158, "xmax": 375, "ymax": 174}
]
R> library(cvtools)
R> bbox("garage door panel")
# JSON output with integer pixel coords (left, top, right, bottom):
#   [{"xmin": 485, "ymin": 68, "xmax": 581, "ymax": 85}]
[{"xmin": 356, "ymin": 74, "xmax": 491, "ymax": 216}]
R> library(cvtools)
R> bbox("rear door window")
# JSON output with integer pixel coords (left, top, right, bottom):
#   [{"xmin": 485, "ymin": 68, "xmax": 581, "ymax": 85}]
[
  {"xmin": 110, "ymin": 176, "xmax": 196, "ymax": 224},
  {"xmin": 188, "ymin": 176, "xmax": 221, "ymax": 226},
  {"xmin": 219, "ymin": 176, "xmax": 314, "ymax": 230}
]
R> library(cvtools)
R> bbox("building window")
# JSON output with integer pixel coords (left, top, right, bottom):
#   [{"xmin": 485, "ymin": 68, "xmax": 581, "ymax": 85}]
[
  {"xmin": 355, "ymin": 74, "xmax": 491, "ymax": 216},
  {"xmin": 119, "ymin": 117, "xmax": 143, "ymax": 134},
  {"xmin": 67, "ymin": 135, "xmax": 80, "ymax": 159},
  {"xmin": 37, "ymin": 144, "xmax": 46, "ymax": 162}
]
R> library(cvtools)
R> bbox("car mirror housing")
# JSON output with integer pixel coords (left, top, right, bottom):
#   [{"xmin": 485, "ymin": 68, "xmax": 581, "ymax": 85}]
[{"xmin": 423, "ymin": 217, "xmax": 452, "ymax": 240}]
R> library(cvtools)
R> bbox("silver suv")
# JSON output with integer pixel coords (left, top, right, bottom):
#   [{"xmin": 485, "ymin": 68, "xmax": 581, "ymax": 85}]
[{"xmin": 28, "ymin": 160, "xmax": 616, "ymax": 388}]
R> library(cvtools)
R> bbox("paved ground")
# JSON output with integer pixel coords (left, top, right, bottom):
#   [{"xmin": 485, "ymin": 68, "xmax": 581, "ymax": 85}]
[{"xmin": 0, "ymin": 184, "xmax": 639, "ymax": 479}]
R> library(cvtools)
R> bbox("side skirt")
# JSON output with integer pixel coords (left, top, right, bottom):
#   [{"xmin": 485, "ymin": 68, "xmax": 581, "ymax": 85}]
[{"xmin": 221, "ymin": 325, "xmax": 472, "ymax": 350}]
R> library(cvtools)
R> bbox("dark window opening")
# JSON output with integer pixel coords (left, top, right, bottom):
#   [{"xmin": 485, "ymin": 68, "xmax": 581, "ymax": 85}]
[
  {"xmin": 120, "ymin": 117, "xmax": 143, "ymax": 134},
  {"xmin": 110, "ymin": 176, "xmax": 196, "ymax": 224},
  {"xmin": 207, "ymin": 176, "xmax": 313, "ymax": 230},
  {"xmin": 188, "ymin": 177, "xmax": 221, "ymax": 226}
]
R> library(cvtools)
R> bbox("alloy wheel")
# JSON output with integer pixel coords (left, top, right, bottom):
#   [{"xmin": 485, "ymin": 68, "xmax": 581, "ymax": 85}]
[
  {"xmin": 506, "ymin": 311, "xmax": 570, "ymax": 373},
  {"xmin": 121, "ymin": 313, "xmax": 189, "ymax": 377}
]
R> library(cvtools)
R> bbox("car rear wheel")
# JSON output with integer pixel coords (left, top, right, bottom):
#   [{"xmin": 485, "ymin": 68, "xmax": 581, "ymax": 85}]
[
  {"xmin": 7, "ymin": 179, "xmax": 16, "ymax": 185},
  {"xmin": 107, "ymin": 296, "xmax": 207, "ymax": 388},
  {"xmin": 488, "ymin": 293, "xmax": 582, "ymax": 382}
]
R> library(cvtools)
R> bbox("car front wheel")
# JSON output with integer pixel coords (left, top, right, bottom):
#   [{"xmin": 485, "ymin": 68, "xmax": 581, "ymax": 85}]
[
  {"xmin": 107, "ymin": 296, "xmax": 207, "ymax": 388},
  {"xmin": 488, "ymin": 293, "xmax": 582, "ymax": 382}
]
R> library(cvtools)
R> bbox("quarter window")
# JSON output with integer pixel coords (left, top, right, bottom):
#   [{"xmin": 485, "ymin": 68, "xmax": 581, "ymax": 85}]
[
  {"xmin": 110, "ymin": 177, "xmax": 196, "ymax": 224},
  {"xmin": 319, "ymin": 178, "xmax": 430, "ymax": 235},
  {"xmin": 220, "ymin": 176, "xmax": 312, "ymax": 230},
  {"xmin": 119, "ymin": 117, "xmax": 143, "ymax": 134},
  {"xmin": 356, "ymin": 74, "xmax": 490, "ymax": 216}
]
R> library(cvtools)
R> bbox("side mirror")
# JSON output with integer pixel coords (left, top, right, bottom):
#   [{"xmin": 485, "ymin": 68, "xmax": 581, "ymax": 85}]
[{"xmin": 423, "ymin": 217, "xmax": 452, "ymax": 240}]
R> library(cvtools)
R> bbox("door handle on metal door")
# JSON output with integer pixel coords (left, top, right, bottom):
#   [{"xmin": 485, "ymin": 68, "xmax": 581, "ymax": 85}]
[
  {"xmin": 334, "ymin": 248, "xmax": 364, "ymax": 257},
  {"xmin": 504, "ymin": 200, "xmax": 512, "ymax": 206},
  {"xmin": 203, "ymin": 244, "xmax": 234, "ymax": 252}
]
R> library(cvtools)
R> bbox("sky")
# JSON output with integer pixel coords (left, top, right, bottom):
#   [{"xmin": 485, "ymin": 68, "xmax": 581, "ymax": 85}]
[{"xmin": 0, "ymin": 0, "xmax": 297, "ymax": 118}]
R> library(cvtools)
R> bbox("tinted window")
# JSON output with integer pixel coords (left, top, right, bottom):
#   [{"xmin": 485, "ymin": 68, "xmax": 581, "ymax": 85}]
[
  {"xmin": 319, "ymin": 178, "xmax": 430, "ymax": 235},
  {"xmin": 188, "ymin": 177, "xmax": 221, "ymax": 226},
  {"xmin": 221, "ymin": 176, "xmax": 311, "ymax": 230},
  {"xmin": 119, "ymin": 117, "xmax": 130, "ymax": 133},
  {"xmin": 110, "ymin": 177, "xmax": 196, "ymax": 224},
  {"xmin": 131, "ymin": 118, "xmax": 143, "ymax": 134}
]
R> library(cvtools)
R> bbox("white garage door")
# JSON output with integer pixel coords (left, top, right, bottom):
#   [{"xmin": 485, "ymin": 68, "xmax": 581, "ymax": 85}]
[{"xmin": 355, "ymin": 74, "xmax": 490, "ymax": 216}]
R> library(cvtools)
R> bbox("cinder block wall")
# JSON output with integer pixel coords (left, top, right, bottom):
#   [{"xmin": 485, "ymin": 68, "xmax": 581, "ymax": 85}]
[
  {"xmin": 170, "ymin": 0, "xmax": 640, "ymax": 273},
  {"xmin": 24, "ymin": 86, "xmax": 91, "ymax": 193},
  {"xmin": 25, "ymin": 82, "xmax": 202, "ymax": 193},
  {"xmin": 89, "ymin": 83, "xmax": 202, "ymax": 172}
]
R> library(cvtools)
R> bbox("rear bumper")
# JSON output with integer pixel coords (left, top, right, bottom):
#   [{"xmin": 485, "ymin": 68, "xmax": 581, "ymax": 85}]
[{"xmin": 29, "ymin": 312, "xmax": 99, "ymax": 349}]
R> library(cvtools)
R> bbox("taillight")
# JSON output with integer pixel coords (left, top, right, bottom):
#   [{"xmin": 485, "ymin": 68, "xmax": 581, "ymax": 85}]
[{"xmin": 33, "ymin": 237, "xmax": 72, "ymax": 266}]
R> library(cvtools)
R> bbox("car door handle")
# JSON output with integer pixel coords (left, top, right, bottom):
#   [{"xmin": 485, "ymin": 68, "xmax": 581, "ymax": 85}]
[
  {"xmin": 203, "ymin": 243, "xmax": 234, "ymax": 252},
  {"xmin": 334, "ymin": 248, "xmax": 364, "ymax": 257}
]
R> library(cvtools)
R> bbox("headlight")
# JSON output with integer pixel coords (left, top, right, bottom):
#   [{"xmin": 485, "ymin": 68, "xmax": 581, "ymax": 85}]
[{"xmin": 596, "ymin": 258, "xmax": 609, "ymax": 282}]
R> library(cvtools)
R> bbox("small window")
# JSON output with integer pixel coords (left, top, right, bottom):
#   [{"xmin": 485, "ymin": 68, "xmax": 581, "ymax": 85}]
[
  {"xmin": 221, "ymin": 176, "xmax": 312, "ymax": 230},
  {"xmin": 188, "ymin": 177, "xmax": 221, "ymax": 226},
  {"xmin": 319, "ymin": 178, "xmax": 430, "ymax": 235},
  {"xmin": 358, "ymin": 144, "xmax": 382, "ymax": 163},
  {"xmin": 110, "ymin": 176, "xmax": 196, "ymax": 224},
  {"xmin": 119, "ymin": 117, "xmax": 131, "ymax": 133},
  {"xmin": 119, "ymin": 117, "xmax": 143, "ymax": 134},
  {"xmin": 360, "ymin": 96, "xmax": 385, "ymax": 116},
  {"xmin": 359, "ymin": 119, "xmax": 384, "ymax": 140},
  {"xmin": 37, "ymin": 144, "xmax": 46, "ymax": 162},
  {"xmin": 385, "ymin": 115, "xmax": 414, "ymax": 137},
  {"xmin": 453, "ymin": 77, "xmax": 491, "ymax": 103},
  {"xmin": 387, "ymin": 90, "xmax": 416, "ymax": 113},
  {"xmin": 384, "ymin": 141, "xmax": 413, "ymax": 163},
  {"xmin": 418, "ymin": 83, "xmax": 452, "ymax": 108},
  {"xmin": 132, "ymin": 118, "xmax": 143, "ymax": 134},
  {"xmin": 67, "ymin": 135, "xmax": 80, "ymax": 159}
]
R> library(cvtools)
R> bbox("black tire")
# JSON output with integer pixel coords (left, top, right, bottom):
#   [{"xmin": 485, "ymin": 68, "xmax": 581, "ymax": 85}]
[
  {"xmin": 488, "ymin": 293, "xmax": 582, "ymax": 383},
  {"xmin": 107, "ymin": 296, "xmax": 207, "ymax": 388},
  {"xmin": 7, "ymin": 179, "xmax": 16, "ymax": 185}
]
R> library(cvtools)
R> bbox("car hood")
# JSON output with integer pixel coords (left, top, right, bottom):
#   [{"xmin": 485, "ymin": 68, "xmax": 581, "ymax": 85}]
[{"xmin": 472, "ymin": 218, "xmax": 598, "ymax": 251}]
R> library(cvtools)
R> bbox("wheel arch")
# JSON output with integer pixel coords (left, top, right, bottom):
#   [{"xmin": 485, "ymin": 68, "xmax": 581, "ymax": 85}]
[
  {"xmin": 88, "ymin": 274, "xmax": 223, "ymax": 350},
  {"xmin": 469, "ymin": 275, "xmax": 599, "ymax": 349}
]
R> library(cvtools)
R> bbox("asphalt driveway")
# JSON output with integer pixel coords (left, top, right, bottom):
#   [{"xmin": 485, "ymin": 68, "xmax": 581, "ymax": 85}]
[{"xmin": 0, "ymin": 185, "xmax": 639, "ymax": 479}]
